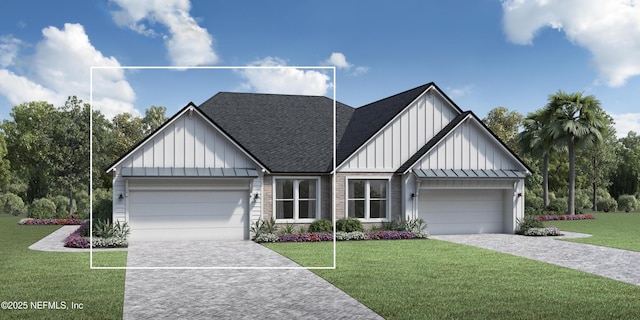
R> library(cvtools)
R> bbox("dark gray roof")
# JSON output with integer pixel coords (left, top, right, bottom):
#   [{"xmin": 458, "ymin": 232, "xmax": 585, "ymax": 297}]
[
  {"xmin": 120, "ymin": 167, "xmax": 258, "ymax": 178},
  {"xmin": 414, "ymin": 169, "xmax": 526, "ymax": 179},
  {"xmin": 198, "ymin": 92, "xmax": 354, "ymax": 173}
]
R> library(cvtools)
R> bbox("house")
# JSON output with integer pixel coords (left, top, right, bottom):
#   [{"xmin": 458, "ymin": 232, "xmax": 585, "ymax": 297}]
[{"xmin": 106, "ymin": 82, "xmax": 531, "ymax": 242}]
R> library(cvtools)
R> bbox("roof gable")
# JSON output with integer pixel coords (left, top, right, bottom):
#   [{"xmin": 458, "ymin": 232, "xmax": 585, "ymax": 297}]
[
  {"xmin": 106, "ymin": 103, "xmax": 266, "ymax": 173},
  {"xmin": 400, "ymin": 112, "xmax": 531, "ymax": 174}
]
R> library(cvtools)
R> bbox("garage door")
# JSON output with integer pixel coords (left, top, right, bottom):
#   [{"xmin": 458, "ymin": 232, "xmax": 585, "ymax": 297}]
[
  {"xmin": 418, "ymin": 189, "xmax": 504, "ymax": 235},
  {"xmin": 128, "ymin": 189, "xmax": 248, "ymax": 242}
]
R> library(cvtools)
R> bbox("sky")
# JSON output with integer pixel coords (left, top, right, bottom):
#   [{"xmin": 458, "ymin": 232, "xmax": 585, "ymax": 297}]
[{"xmin": 0, "ymin": 0, "xmax": 639, "ymax": 137}]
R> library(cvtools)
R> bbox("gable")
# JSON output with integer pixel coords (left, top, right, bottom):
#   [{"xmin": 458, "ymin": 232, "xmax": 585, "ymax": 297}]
[
  {"xmin": 108, "ymin": 105, "xmax": 261, "ymax": 172},
  {"xmin": 412, "ymin": 116, "xmax": 524, "ymax": 171},
  {"xmin": 338, "ymin": 87, "xmax": 460, "ymax": 172}
]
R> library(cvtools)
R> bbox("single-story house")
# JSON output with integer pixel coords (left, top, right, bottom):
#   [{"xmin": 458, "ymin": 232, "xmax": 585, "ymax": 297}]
[{"xmin": 106, "ymin": 82, "xmax": 531, "ymax": 242}]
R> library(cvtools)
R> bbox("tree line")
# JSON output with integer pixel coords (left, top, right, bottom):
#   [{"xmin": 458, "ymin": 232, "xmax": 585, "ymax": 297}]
[
  {"xmin": 484, "ymin": 91, "xmax": 639, "ymax": 214},
  {"xmin": 0, "ymin": 96, "xmax": 167, "ymax": 217}
]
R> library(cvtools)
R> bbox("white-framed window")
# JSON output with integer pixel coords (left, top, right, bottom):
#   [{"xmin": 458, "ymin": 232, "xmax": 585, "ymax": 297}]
[
  {"xmin": 347, "ymin": 178, "xmax": 390, "ymax": 221},
  {"xmin": 274, "ymin": 177, "xmax": 320, "ymax": 222}
]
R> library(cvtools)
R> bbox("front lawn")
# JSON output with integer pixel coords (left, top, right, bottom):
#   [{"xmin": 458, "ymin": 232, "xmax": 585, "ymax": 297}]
[
  {"xmin": 0, "ymin": 214, "xmax": 127, "ymax": 320},
  {"xmin": 265, "ymin": 240, "xmax": 640, "ymax": 319},
  {"xmin": 543, "ymin": 212, "xmax": 640, "ymax": 252}
]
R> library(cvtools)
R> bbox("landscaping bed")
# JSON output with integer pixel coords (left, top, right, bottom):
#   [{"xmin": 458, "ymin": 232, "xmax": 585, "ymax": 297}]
[
  {"xmin": 19, "ymin": 218, "xmax": 85, "ymax": 225},
  {"xmin": 64, "ymin": 220, "xmax": 130, "ymax": 249},
  {"xmin": 252, "ymin": 217, "xmax": 429, "ymax": 243}
]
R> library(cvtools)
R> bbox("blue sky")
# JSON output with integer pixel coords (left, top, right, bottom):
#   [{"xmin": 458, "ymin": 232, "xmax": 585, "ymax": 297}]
[{"xmin": 1, "ymin": 0, "xmax": 639, "ymax": 137}]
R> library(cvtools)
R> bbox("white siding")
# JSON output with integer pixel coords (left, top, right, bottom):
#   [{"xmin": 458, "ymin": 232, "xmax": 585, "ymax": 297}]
[
  {"xmin": 417, "ymin": 120, "xmax": 519, "ymax": 171},
  {"xmin": 341, "ymin": 90, "xmax": 458, "ymax": 171},
  {"xmin": 122, "ymin": 112, "xmax": 253, "ymax": 170}
]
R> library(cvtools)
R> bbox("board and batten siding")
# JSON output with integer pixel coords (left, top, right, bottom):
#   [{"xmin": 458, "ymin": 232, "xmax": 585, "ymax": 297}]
[
  {"xmin": 119, "ymin": 112, "xmax": 252, "ymax": 169},
  {"xmin": 111, "ymin": 110, "xmax": 261, "ymax": 223},
  {"xmin": 416, "ymin": 119, "xmax": 519, "ymax": 171},
  {"xmin": 341, "ymin": 91, "xmax": 458, "ymax": 171}
]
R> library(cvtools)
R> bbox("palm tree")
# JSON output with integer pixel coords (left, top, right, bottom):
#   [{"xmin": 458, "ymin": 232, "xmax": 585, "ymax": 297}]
[
  {"xmin": 518, "ymin": 109, "xmax": 556, "ymax": 207},
  {"xmin": 544, "ymin": 91, "xmax": 608, "ymax": 215}
]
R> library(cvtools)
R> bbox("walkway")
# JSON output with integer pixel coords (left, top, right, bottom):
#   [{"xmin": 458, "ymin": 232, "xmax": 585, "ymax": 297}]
[{"xmin": 432, "ymin": 232, "xmax": 640, "ymax": 286}]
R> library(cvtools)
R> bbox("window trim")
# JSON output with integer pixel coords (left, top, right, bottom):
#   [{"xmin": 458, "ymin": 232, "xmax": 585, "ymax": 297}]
[
  {"xmin": 345, "ymin": 177, "xmax": 391, "ymax": 222},
  {"xmin": 272, "ymin": 176, "xmax": 321, "ymax": 223}
]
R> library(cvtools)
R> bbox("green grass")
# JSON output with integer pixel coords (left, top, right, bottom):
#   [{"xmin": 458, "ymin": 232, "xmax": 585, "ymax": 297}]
[
  {"xmin": 265, "ymin": 240, "xmax": 640, "ymax": 319},
  {"xmin": 0, "ymin": 214, "xmax": 127, "ymax": 320},
  {"xmin": 543, "ymin": 212, "xmax": 640, "ymax": 252}
]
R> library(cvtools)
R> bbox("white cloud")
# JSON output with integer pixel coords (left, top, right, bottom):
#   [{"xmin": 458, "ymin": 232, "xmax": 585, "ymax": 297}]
[
  {"xmin": 502, "ymin": 0, "xmax": 640, "ymax": 86},
  {"xmin": 237, "ymin": 57, "xmax": 332, "ymax": 96},
  {"xmin": 325, "ymin": 52, "xmax": 351, "ymax": 69},
  {"xmin": 0, "ymin": 23, "xmax": 137, "ymax": 118},
  {"xmin": 322, "ymin": 52, "xmax": 369, "ymax": 76},
  {"xmin": 612, "ymin": 113, "xmax": 640, "ymax": 137},
  {"xmin": 110, "ymin": 0, "xmax": 218, "ymax": 66},
  {"xmin": 448, "ymin": 85, "xmax": 473, "ymax": 98},
  {"xmin": 0, "ymin": 35, "xmax": 22, "ymax": 68}
]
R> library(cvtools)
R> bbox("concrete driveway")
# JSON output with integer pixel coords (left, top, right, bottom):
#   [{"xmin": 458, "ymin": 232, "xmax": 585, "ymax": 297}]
[{"xmin": 123, "ymin": 240, "xmax": 383, "ymax": 320}]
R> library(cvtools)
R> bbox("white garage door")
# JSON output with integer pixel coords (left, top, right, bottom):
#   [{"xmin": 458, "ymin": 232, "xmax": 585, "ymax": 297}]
[
  {"xmin": 418, "ymin": 189, "xmax": 504, "ymax": 235},
  {"xmin": 128, "ymin": 189, "xmax": 248, "ymax": 242}
]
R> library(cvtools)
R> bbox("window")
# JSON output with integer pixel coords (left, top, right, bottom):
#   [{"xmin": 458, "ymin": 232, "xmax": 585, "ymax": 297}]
[
  {"xmin": 275, "ymin": 178, "xmax": 319, "ymax": 221},
  {"xmin": 347, "ymin": 179, "xmax": 389, "ymax": 220}
]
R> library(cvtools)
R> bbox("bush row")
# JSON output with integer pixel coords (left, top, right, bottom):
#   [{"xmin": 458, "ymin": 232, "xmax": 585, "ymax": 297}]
[
  {"xmin": 255, "ymin": 230, "xmax": 428, "ymax": 243},
  {"xmin": 18, "ymin": 218, "xmax": 85, "ymax": 225},
  {"xmin": 536, "ymin": 214, "xmax": 595, "ymax": 221},
  {"xmin": 0, "ymin": 189, "xmax": 113, "ymax": 221},
  {"xmin": 526, "ymin": 189, "xmax": 639, "ymax": 213},
  {"xmin": 524, "ymin": 227, "xmax": 561, "ymax": 236}
]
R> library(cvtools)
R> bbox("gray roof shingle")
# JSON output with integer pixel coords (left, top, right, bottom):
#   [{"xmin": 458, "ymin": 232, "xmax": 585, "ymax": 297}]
[{"xmin": 198, "ymin": 92, "xmax": 354, "ymax": 173}]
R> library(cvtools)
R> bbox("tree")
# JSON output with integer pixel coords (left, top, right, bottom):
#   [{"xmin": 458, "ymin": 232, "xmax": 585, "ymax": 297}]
[
  {"xmin": 517, "ymin": 108, "xmax": 559, "ymax": 207},
  {"xmin": 576, "ymin": 123, "xmax": 617, "ymax": 210},
  {"xmin": 544, "ymin": 91, "xmax": 608, "ymax": 215},
  {"xmin": 51, "ymin": 96, "xmax": 91, "ymax": 215},
  {"xmin": 483, "ymin": 107, "xmax": 523, "ymax": 152},
  {"xmin": 0, "ymin": 132, "xmax": 11, "ymax": 190},
  {"xmin": 111, "ymin": 113, "xmax": 145, "ymax": 160},
  {"xmin": 609, "ymin": 131, "xmax": 640, "ymax": 199},
  {"xmin": 142, "ymin": 106, "xmax": 167, "ymax": 135},
  {"xmin": 2, "ymin": 101, "xmax": 57, "ymax": 202}
]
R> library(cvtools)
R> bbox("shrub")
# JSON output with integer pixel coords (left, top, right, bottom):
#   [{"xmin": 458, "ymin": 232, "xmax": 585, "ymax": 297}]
[
  {"xmin": 335, "ymin": 231, "xmax": 368, "ymax": 241},
  {"xmin": 336, "ymin": 217, "xmax": 364, "ymax": 232},
  {"xmin": 575, "ymin": 190, "xmax": 592, "ymax": 211},
  {"xmin": 74, "ymin": 190, "xmax": 90, "ymax": 219},
  {"xmin": 537, "ymin": 214, "xmax": 594, "ymax": 221},
  {"xmin": 516, "ymin": 214, "xmax": 543, "ymax": 234},
  {"xmin": 92, "ymin": 189, "xmax": 113, "ymax": 222},
  {"xmin": 279, "ymin": 222, "xmax": 296, "ymax": 235},
  {"xmin": 254, "ymin": 233, "xmax": 279, "ymax": 243},
  {"xmin": 92, "ymin": 236, "xmax": 128, "ymax": 248},
  {"xmin": 394, "ymin": 217, "xmax": 427, "ymax": 233},
  {"xmin": 525, "ymin": 195, "xmax": 544, "ymax": 210},
  {"xmin": 524, "ymin": 226, "xmax": 562, "ymax": 236},
  {"xmin": 51, "ymin": 195, "xmax": 77, "ymax": 218},
  {"xmin": 250, "ymin": 217, "xmax": 278, "ymax": 240},
  {"xmin": 92, "ymin": 219, "xmax": 130, "ymax": 239},
  {"xmin": 617, "ymin": 194, "xmax": 638, "ymax": 212},
  {"xmin": 597, "ymin": 197, "xmax": 618, "ymax": 212},
  {"xmin": 308, "ymin": 219, "xmax": 333, "ymax": 233},
  {"xmin": 1, "ymin": 193, "xmax": 27, "ymax": 216},
  {"xmin": 546, "ymin": 197, "xmax": 568, "ymax": 215},
  {"xmin": 29, "ymin": 198, "xmax": 57, "ymax": 219}
]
